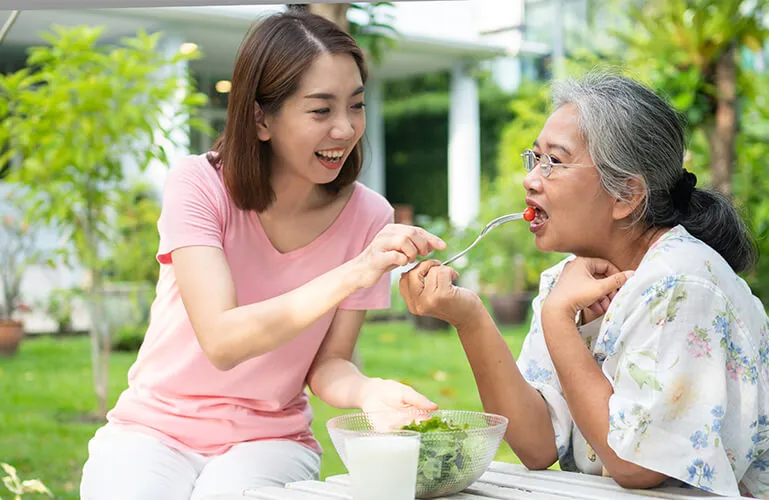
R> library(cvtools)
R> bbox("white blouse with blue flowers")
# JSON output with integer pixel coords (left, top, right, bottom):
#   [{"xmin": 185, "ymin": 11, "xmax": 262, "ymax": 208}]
[{"xmin": 516, "ymin": 225, "xmax": 769, "ymax": 497}]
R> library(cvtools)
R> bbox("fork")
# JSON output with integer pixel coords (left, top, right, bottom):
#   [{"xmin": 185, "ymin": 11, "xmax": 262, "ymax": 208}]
[{"xmin": 441, "ymin": 211, "xmax": 525, "ymax": 266}]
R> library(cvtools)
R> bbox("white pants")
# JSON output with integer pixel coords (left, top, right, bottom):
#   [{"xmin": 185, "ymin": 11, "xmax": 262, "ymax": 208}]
[{"xmin": 80, "ymin": 424, "xmax": 320, "ymax": 500}]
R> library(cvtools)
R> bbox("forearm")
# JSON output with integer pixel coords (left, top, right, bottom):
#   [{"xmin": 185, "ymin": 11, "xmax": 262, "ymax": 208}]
[
  {"xmin": 204, "ymin": 259, "xmax": 364, "ymax": 370},
  {"xmin": 542, "ymin": 314, "xmax": 667, "ymax": 488},
  {"xmin": 456, "ymin": 307, "xmax": 558, "ymax": 470},
  {"xmin": 307, "ymin": 356, "xmax": 373, "ymax": 409}
]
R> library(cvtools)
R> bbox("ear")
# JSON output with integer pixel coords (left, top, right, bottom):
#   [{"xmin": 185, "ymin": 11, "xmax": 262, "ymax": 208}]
[
  {"xmin": 255, "ymin": 103, "xmax": 271, "ymax": 142},
  {"xmin": 612, "ymin": 175, "xmax": 646, "ymax": 221}
]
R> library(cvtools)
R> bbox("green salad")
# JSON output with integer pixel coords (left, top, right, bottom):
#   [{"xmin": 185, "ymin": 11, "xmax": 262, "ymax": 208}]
[{"xmin": 401, "ymin": 416, "xmax": 485, "ymax": 494}]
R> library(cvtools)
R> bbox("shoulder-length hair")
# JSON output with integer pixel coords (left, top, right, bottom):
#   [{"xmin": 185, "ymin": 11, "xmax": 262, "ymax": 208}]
[{"xmin": 207, "ymin": 11, "xmax": 368, "ymax": 212}]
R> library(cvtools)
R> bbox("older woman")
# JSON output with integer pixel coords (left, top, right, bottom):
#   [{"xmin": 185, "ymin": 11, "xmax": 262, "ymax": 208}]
[{"xmin": 400, "ymin": 72, "xmax": 768, "ymax": 498}]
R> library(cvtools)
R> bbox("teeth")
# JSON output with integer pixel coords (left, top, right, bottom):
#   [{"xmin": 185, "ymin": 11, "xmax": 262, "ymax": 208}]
[
  {"xmin": 316, "ymin": 150, "xmax": 344, "ymax": 161},
  {"xmin": 534, "ymin": 208, "xmax": 548, "ymax": 224}
]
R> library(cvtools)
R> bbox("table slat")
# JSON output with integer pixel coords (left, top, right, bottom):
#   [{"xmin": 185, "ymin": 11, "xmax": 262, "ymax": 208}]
[
  {"xmin": 287, "ymin": 480, "xmax": 351, "ymax": 499},
  {"xmin": 486, "ymin": 462, "xmax": 748, "ymax": 499},
  {"xmin": 323, "ymin": 474, "xmax": 558, "ymax": 499},
  {"xmin": 243, "ymin": 486, "xmax": 339, "ymax": 499},
  {"xmin": 463, "ymin": 481, "xmax": 570, "ymax": 499}
]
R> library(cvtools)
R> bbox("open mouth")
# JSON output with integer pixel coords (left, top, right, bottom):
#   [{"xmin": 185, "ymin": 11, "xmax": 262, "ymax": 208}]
[
  {"xmin": 315, "ymin": 148, "xmax": 345, "ymax": 168},
  {"xmin": 530, "ymin": 206, "xmax": 549, "ymax": 224},
  {"xmin": 526, "ymin": 202, "xmax": 549, "ymax": 231}
]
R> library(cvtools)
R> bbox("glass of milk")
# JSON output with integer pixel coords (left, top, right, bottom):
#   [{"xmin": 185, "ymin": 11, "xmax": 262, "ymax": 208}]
[{"xmin": 345, "ymin": 430, "xmax": 421, "ymax": 500}]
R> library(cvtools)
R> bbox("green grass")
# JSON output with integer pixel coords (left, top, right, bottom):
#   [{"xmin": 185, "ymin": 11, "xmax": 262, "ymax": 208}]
[{"xmin": 0, "ymin": 320, "xmax": 529, "ymax": 499}]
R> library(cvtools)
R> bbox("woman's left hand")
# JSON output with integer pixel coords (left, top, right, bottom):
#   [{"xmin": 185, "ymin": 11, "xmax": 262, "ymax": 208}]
[
  {"xmin": 359, "ymin": 378, "xmax": 437, "ymax": 414},
  {"xmin": 543, "ymin": 257, "xmax": 633, "ymax": 322}
]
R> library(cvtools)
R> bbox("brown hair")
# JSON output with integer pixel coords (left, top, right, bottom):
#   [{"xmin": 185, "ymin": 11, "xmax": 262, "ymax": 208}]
[{"xmin": 206, "ymin": 11, "xmax": 368, "ymax": 212}]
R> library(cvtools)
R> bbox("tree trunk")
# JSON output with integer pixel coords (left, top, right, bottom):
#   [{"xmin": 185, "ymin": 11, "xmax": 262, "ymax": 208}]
[
  {"xmin": 86, "ymin": 268, "xmax": 111, "ymax": 418},
  {"xmin": 308, "ymin": 3, "xmax": 349, "ymax": 31},
  {"xmin": 83, "ymin": 211, "xmax": 110, "ymax": 418},
  {"xmin": 709, "ymin": 42, "xmax": 737, "ymax": 197}
]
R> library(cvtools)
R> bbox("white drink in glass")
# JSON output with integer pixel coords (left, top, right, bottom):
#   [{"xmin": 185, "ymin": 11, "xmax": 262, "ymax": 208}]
[{"xmin": 345, "ymin": 431, "xmax": 420, "ymax": 500}]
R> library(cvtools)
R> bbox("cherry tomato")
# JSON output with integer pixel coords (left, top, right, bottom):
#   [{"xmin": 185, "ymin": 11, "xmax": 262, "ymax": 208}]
[{"xmin": 523, "ymin": 206, "xmax": 536, "ymax": 222}]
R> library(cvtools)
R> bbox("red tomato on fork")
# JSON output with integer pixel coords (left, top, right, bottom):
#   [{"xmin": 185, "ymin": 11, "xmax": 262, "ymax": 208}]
[{"xmin": 523, "ymin": 207, "xmax": 536, "ymax": 222}]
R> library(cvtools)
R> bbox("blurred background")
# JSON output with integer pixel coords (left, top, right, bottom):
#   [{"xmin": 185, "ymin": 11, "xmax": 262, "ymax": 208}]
[{"xmin": 1, "ymin": 1, "xmax": 768, "ymax": 497}]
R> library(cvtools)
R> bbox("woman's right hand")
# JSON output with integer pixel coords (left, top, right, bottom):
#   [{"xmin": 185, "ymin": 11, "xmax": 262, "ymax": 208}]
[
  {"xmin": 399, "ymin": 260, "xmax": 483, "ymax": 329},
  {"xmin": 353, "ymin": 224, "xmax": 446, "ymax": 289}
]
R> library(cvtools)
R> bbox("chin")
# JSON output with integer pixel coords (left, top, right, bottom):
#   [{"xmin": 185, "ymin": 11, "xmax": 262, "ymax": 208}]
[
  {"xmin": 533, "ymin": 235, "xmax": 558, "ymax": 253},
  {"xmin": 313, "ymin": 168, "xmax": 343, "ymax": 185}
]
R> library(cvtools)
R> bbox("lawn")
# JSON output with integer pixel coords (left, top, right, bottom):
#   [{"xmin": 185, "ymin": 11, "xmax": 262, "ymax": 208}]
[{"xmin": 0, "ymin": 319, "xmax": 529, "ymax": 499}]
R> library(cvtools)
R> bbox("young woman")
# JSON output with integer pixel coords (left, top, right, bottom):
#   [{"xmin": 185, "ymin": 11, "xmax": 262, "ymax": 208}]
[
  {"xmin": 81, "ymin": 11, "xmax": 443, "ymax": 500},
  {"xmin": 400, "ymin": 72, "xmax": 769, "ymax": 498}
]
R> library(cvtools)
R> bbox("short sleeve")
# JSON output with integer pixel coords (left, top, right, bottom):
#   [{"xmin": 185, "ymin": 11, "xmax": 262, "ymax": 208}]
[
  {"xmin": 515, "ymin": 258, "xmax": 575, "ymax": 466},
  {"xmin": 604, "ymin": 276, "xmax": 742, "ymax": 496},
  {"xmin": 156, "ymin": 158, "xmax": 226, "ymax": 265},
  {"xmin": 338, "ymin": 202, "xmax": 394, "ymax": 311}
]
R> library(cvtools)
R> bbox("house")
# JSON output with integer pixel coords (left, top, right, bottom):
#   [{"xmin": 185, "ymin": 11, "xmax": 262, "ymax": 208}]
[{"xmin": 0, "ymin": 0, "xmax": 556, "ymax": 331}]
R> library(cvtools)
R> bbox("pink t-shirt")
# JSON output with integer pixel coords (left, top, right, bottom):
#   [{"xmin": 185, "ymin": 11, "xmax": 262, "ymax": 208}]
[{"xmin": 107, "ymin": 154, "xmax": 392, "ymax": 456}]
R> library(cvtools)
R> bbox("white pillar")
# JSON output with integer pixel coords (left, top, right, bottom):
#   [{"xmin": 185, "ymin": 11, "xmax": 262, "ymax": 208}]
[
  {"xmin": 362, "ymin": 78, "xmax": 386, "ymax": 196},
  {"xmin": 448, "ymin": 62, "xmax": 481, "ymax": 229},
  {"xmin": 145, "ymin": 34, "xmax": 190, "ymax": 196}
]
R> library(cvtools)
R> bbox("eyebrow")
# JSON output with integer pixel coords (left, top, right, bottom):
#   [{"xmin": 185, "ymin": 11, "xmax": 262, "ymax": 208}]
[
  {"xmin": 304, "ymin": 86, "xmax": 365, "ymax": 100},
  {"xmin": 532, "ymin": 140, "xmax": 572, "ymax": 157}
]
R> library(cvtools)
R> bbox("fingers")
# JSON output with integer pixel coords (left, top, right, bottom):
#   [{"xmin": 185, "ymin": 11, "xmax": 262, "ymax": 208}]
[
  {"xmin": 402, "ymin": 386, "xmax": 438, "ymax": 411},
  {"xmin": 588, "ymin": 302, "xmax": 604, "ymax": 316},
  {"xmin": 424, "ymin": 265, "xmax": 440, "ymax": 293},
  {"xmin": 399, "ymin": 260, "xmax": 439, "ymax": 310},
  {"xmin": 399, "ymin": 261, "xmax": 457, "ymax": 317},
  {"xmin": 597, "ymin": 270, "xmax": 633, "ymax": 296},
  {"xmin": 384, "ymin": 250, "xmax": 409, "ymax": 269},
  {"xmin": 435, "ymin": 265, "xmax": 458, "ymax": 289},
  {"xmin": 413, "ymin": 226, "xmax": 446, "ymax": 253},
  {"xmin": 381, "ymin": 224, "xmax": 446, "ymax": 256},
  {"xmin": 412, "ymin": 259, "xmax": 441, "ymax": 280},
  {"xmin": 586, "ymin": 257, "xmax": 622, "ymax": 277},
  {"xmin": 398, "ymin": 238, "xmax": 420, "ymax": 262}
]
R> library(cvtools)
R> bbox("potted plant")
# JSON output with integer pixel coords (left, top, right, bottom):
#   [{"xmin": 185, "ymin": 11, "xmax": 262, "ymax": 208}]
[
  {"xmin": 0, "ymin": 213, "xmax": 39, "ymax": 356},
  {"xmin": 43, "ymin": 287, "xmax": 81, "ymax": 335},
  {"xmin": 487, "ymin": 254, "xmax": 535, "ymax": 324}
]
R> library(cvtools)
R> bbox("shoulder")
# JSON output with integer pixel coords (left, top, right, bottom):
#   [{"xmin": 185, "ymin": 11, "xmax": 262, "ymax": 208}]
[
  {"xmin": 629, "ymin": 226, "xmax": 740, "ymax": 299},
  {"xmin": 166, "ymin": 153, "xmax": 222, "ymax": 184},
  {"xmin": 163, "ymin": 153, "xmax": 227, "ymax": 201},
  {"xmin": 613, "ymin": 227, "xmax": 767, "ymax": 338}
]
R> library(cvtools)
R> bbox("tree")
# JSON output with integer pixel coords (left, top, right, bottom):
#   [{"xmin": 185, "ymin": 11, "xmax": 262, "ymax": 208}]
[
  {"xmin": 290, "ymin": 2, "xmax": 397, "ymax": 64},
  {"xmin": 308, "ymin": 3, "xmax": 350, "ymax": 30},
  {"xmin": 615, "ymin": 0, "xmax": 769, "ymax": 196},
  {"xmin": 0, "ymin": 25, "xmax": 208, "ymax": 416},
  {"xmin": 102, "ymin": 180, "xmax": 163, "ymax": 286}
]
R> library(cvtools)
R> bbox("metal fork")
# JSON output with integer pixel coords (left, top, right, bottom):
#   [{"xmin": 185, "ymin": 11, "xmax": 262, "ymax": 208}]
[{"xmin": 442, "ymin": 211, "xmax": 525, "ymax": 266}]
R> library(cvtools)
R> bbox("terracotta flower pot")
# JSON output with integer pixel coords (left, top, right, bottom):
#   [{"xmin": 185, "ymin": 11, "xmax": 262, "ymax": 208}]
[
  {"xmin": 0, "ymin": 320, "xmax": 24, "ymax": 357},
  {"xmin": 412, "ymin": 313, "xmax": 451, "ymax": 332},
  {"xmin": 490, "ymin": 293, "xmax": 533, "ymax": 325}
]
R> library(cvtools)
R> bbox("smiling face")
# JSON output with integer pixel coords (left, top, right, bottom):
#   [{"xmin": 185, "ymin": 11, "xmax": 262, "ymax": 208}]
[
  {"xmin": 522, "ymin": 104, "xmax": 624, "ymax": 256},
  {"xmin": 257, "ymin": 52, "xmax": 366, "ymax": 186}
]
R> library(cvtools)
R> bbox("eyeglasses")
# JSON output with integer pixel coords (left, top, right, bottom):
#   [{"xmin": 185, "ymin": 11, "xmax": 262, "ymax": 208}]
[{"xmin": 521, "ymin": 149, "xmax": 594, "ymax": 178}]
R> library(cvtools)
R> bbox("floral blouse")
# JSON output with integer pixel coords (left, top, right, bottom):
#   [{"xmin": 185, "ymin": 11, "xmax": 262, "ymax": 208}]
[{"xmin": 516, "ymin": 225, "xmax": 769, "ymax": 497}]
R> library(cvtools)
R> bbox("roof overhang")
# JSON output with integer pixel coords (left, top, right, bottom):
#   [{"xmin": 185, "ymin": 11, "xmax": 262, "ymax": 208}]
[{"xmin": 0, "ymin": 6, "xmax": 508, "ymax": 80}]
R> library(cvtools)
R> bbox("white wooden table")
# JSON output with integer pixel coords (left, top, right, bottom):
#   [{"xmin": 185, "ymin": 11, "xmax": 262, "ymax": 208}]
[{"xmin": 206, "ymin": 462, "xmax": 752, "ymax": 499}]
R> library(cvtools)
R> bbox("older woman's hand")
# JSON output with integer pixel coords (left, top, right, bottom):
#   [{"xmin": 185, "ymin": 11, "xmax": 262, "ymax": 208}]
[
  {"xmin": 398, "ymin": 260, "xmax": 483, "ymax": 329},
  {"xmin": 543, "ymin": 257, "xmax": 633, "ymax": 323}
]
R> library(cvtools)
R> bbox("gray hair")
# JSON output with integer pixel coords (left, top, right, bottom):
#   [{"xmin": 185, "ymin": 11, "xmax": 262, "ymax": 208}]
[{"xmin": 551, "ymin": 71, "xmax": 756, "ymax": 273}]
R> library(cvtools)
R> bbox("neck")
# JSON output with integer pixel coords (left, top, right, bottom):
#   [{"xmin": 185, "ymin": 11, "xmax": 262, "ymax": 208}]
[
  {"xmin": 264, "ymin": 168, "xmax": 329, "ymax": 218},
  {"xmin": 599, "ymin": 224, "xmax": 668, "ymax": 272}
]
